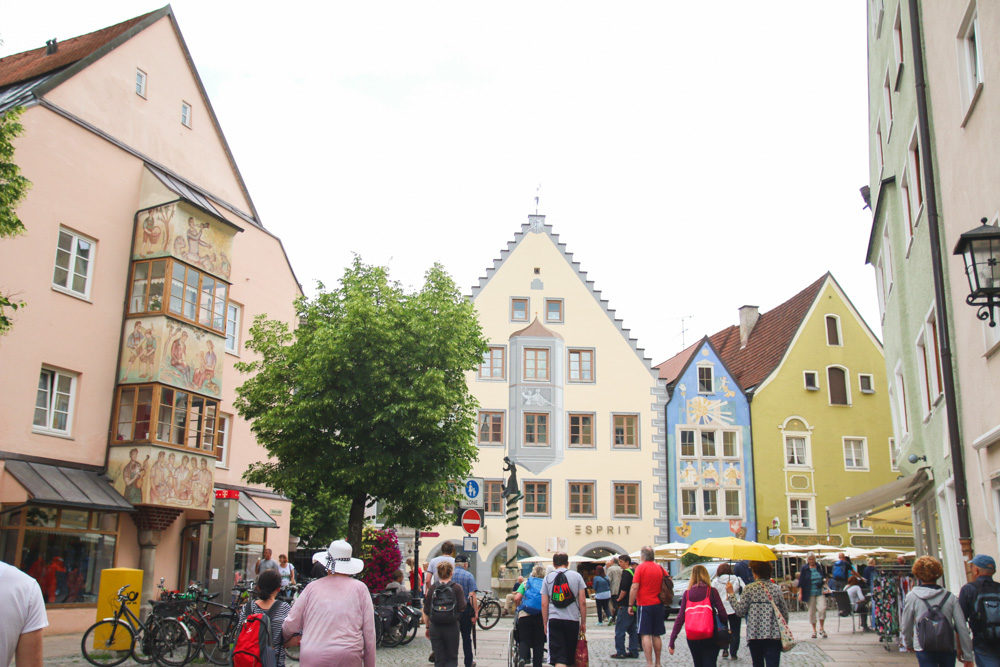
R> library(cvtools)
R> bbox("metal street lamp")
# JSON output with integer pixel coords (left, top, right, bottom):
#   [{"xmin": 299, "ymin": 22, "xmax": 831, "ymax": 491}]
[{"xmin": 954, "ymin": 217, "xmax": 1000, "ymax": 327}]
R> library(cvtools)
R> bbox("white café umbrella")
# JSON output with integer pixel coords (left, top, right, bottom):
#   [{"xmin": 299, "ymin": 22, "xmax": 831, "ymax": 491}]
[
  {"xmin": 653, "ymin": 542, "xmax": 690, "ymax": 556},
  {"xmin": 568, "ymin": 555, "xmax": 597, "ymax": 564},
  {"xmin": 518, "ymin": 555, "xmax": 552, "ymax": 563}
]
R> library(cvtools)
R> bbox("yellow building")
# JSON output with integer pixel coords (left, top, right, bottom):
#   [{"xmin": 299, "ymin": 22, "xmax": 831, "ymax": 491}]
[
  {"xmin": 708, "ymin": 274, "xmax": 908, "ymax": 549},
  {"xmin": 427, "ymin": 215, "xmax": 668, "ymax": 589}
]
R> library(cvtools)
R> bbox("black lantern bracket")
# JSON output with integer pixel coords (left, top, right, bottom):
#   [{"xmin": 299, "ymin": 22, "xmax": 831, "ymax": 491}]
[{"xmin": 953, "ymin": 217, "xmax": 1000, "ymax": 328}]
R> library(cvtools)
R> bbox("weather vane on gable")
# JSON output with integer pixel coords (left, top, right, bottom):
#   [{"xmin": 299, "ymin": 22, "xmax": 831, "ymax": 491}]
[{"xmin": 534, "ymin": 184, "xmax": 541, "ymax": 214}]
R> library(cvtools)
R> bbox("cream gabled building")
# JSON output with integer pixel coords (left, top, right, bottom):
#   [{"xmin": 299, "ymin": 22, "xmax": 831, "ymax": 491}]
[{"xmin": 427, "ymin": 215, "xmax": 668, "ymax": 589}]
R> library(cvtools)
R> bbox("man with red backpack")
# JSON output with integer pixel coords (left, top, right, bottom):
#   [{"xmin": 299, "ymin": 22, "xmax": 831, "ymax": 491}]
[{"xmin": 541, "ymin": 552, "xmax": 587, "ymax": 667}]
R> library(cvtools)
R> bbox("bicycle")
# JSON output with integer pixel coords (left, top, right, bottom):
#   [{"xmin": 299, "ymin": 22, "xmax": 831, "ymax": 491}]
[
  {"xmin": 170, "ymin": 584, "xmax": 241, "ymax": 665},
  {"xmin": 80, "ymin": 584, "xmax": 192, "ymax": 666},
  {"xmin": 475, "ymin": 590, "xmax": 502, "ymax": 630}
]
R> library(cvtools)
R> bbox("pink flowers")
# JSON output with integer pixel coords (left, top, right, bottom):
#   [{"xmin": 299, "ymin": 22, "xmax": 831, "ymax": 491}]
[{"xmin": 359, "ymin": 526, "xmax": 403, "ymax": 593}]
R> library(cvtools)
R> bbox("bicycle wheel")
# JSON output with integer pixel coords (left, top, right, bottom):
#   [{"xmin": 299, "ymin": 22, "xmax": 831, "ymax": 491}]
[
  {"xmin": 130, "ymin": 621, "xmax": 155, "ymax": 665},
  {"xmin": 201, "ymin": 613, "xmax": 236, "ymax": 665},
  {"xmin": 381, "ymin": 619, "xmax": 405, "ymax": 648},
  {"xmin": 149, "ymin": 617, "xmax": 192, "ymax": 666},
  {"xmin": 477, "ymin": 601, "xmax": 501, "ymax": 630},
  {"xmin": 399, "ymin": 618, "xmax": 419, "ymax": 645},
  {"xmin": 81, "ymin": 620, "xmax": 135, "ymax": 666},
  {"xmin": 374, "ymin": 610, "xmax": 384, "ymax": 646}
]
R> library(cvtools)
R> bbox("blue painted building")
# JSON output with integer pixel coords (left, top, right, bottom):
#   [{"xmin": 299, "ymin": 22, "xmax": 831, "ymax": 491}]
[{"xmin": 656, "ymin": 338, "xmax": 756, "ymax": 549}]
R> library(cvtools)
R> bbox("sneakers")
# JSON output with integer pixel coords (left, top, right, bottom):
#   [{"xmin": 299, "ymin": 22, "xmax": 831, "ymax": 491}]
[
  {"xmin": 820, "ymin": 630, "xmax": 828, "ymax": 638},
  {"xmin": 610, "ymin": 654, "xmax": 630, "ymax": 659}
]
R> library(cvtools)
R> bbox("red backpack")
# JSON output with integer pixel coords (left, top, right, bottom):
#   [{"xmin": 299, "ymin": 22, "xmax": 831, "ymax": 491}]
[
  {"xmin": 232, "ymin": 604, "xmax": 277, "ymax": 667},
  {"xmin": 684, "ymin": 592, "xmax": 715, "ymax": 640}
]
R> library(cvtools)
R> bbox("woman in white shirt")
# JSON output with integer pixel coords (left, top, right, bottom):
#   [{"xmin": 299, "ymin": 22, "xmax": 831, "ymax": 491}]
[
  {"xmin": 711, "ymin": 563, "xmax": 745, "ymax": 660},
  {"xmin": 844, "ymin": 575, "xmax": 870, "ymax": 631}
]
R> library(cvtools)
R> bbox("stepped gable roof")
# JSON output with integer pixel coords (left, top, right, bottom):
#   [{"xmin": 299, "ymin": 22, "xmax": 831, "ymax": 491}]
[
  {"xmin": 0, "ymin": 9, "xmax": 162, "ymax": 88},
  {"xmin": 655, "ymin": 340, "xmax": 700, "ymax": 385},
  {"xmin": 509, "ymin": 316, "xmax": 562, "ymax": 340},
  {"xmin": 706, "ymin": 273, "xmax": 828, "ymax": 392},
  {"xmin": 472, "ymin": 216, "xmax": 656, "ymax": 373}
]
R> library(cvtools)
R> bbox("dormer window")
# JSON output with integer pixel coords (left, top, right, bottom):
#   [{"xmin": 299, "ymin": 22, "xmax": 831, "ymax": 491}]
[{"xmin": 697, "ymin": 366, "xmax": 714, "ymax": 394}]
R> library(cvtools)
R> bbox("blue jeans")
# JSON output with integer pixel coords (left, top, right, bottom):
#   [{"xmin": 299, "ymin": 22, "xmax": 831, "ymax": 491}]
[
  {"xmin": 747, "ymin": 638, "xmax": 781, "ymax": 667},
  {"xmin": 459, "ymin": 606, "xmax": 474, "ymax": 667},
  {"xmin": 975, "ymin": 647, "xmax": 1000, "ymax": 667},
  {"xmin": 614, "ymin": 605, "xmax": 638, "ymax": 656},
  {"xmin": 916, "ymin": 650, "xmax": 957, "ymax": 666}
]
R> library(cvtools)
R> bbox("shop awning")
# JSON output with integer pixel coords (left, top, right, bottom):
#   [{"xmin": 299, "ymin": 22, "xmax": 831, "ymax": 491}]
[
  {"xmin": 236, "ymin": 491, "xmax": 277, "ymax": 528},
  {"xmin": 4, "ymin": 460, "xmax": 133, "ymax": 512},
  {"xmin": 827, "ymin": 468, "xmax": 930, "ymax": 527},
  {"xmin": 864, "ymin": 505, "xmax": 913, "ymax": 528}
]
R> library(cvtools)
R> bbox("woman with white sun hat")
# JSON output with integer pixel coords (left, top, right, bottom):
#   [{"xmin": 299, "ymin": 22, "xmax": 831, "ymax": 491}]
[{"xmin": 282, "ymin": 539, "xmax": 376, "ymax": 666}]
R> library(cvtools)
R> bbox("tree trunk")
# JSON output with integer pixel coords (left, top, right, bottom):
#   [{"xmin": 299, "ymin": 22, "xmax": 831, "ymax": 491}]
[{"xmin": 347, "ymin": 493, "xmax": 367, "ymax": 551}]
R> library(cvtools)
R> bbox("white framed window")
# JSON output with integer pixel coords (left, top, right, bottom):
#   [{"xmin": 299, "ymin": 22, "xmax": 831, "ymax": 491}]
[
  {"xmin": 825, "ymin": 315, "xmax": 842, "ymax": 346},
  {"xmin": 215, "ymin": 413, "xmax": 231, "ymax": 467},
  {"xmin": 789, "ymin": 498, "xmax": 813, "ymax": 530},
  {"xmin": 827, "ymin": 366, "xmax": 850, "ymax": 406},
  {"xmin": 859, "ymin": 374, "xmax": 875, "ymax": 394},
  {"xmin": 701, "ymin": 430, "xmax": 716, "ymax": 457},
  {"xmin": 985, "ymin": 316, "xmax": 1000, "ymax": 355},
  {"xmin": 697, "ymin": 365, "xmax": 714, "ymax": 393},
  {"xmin": 892, "ymin": 5, "xmax": 904, "ymax": 80},
  {"xmin": 875, "ymin": 121, "xmax": 884, "ymax": 175},
  {"xmin": 882, "ymin": 226, "xmax": 895, "ymax": 299},
  {"xmin": 959, "ymin": 5, "xmax": 984, "ymax": 120},
  {"xmin": 567, "ymin": 348, "xmax": 594, "ymax": 383},
  {"xmin": 181, "ymin": 101, "xmax": 192, "ymax": 127},
  {"xmin": 889, "ymin": 437, "xmax": 899, "ymax": 472},
  {"xmin": 724, "ymin": 489, "xmax": 742, "ymax": 518},
  {"xmin": 510, "ymin": 297, "xmax": 529, "ymax": 322},
  {"xmin": 785, "ymin": 435, "xmax": 809, "ymax": 467},
  {"xmin": 679, "ymin": 429, "xmax": 696, "ymax": 458},
  {"xmin": 32, "ymin": 367, "xmax": 77, "ymax": 436},
  {"xmin": 843, "ymin": 437, "xmax": 869, "ymax": 470},
  {"xmin": 849, "ymin": 517, "xmax": 873, "ymax": 533},
  {"xmin": 871, "ymin": 0, "xmax": 885, "ymax": 36},
  {"xmin": 722, "ymin": 431, "xmax": 739, "ymax": 458},
  {"xmin": 883, "ymin": 73, "xmax": 894, "ymax": 135},
  {"xmin": 916, "ymin": 308, "xmax": 944, "ymax": 415},
  {"xmin": 702, "ymin": 488, "xmax": 719, "ymax": 517},
  {"xmin": 225, "ymin": 302, "xmax": 242, "ymax": 354},
  {"xmin": 875, "ymin": 255, "xmax": 887, "ymax": 317},
  {"xmin": 136, "ymin": 68, "xmax": 147, "ymax": 97},
  {"xmin": 893, "ymin": 363, "xmax": 910, "ymax": 439},
  {"xmin": 52, "ymin": 227, "xmax": 96, "ymax": 298},
  {"xmin": 907, "ymin": 131, "xmax": 924, "ymax": 223},
  {"xmin": 804, "ymin": 371, "xmax": 819, "ymax": 391},
  {"xmin": 680, "ymin": 488, "xmax": 698, "ymax": 518}
]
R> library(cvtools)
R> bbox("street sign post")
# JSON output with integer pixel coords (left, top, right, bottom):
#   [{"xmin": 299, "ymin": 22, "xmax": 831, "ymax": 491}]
[
  {"xmin": 461, "ymin": 509, "xmax": 482, "ymax": 534},
  {"xmin": 459, "ymin": 477, "xmax": 484, "ymax": 509}
]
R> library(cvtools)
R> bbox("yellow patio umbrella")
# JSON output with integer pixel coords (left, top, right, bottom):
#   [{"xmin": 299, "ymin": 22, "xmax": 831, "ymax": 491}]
[{"xmin": 684, "ymin": 537, "xmax": 777, "ymax": 562}]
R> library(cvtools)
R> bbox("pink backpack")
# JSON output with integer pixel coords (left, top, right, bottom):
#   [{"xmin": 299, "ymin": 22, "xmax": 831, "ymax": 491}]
[{"xmin": 685, "ymin": 592, "xmax": 715, "ymax": 640}]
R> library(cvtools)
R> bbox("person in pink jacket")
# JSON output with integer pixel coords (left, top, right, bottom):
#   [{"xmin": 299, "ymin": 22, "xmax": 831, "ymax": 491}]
[{"xmin": 282, "ymin": 540, "xmax": 376, "ymax": 667}]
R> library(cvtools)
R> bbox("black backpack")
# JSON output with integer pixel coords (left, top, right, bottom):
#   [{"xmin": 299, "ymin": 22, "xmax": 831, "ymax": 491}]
[
  {"xmin": 430, "ymin": 583, "xmax": 460, "ymax": 624},
  {"xmin": 974, "ymin": 580, "xmax": 1000, "ymax": 644},
  {"xmin": 549, "ymin": 570, "xmax": 576, "ymax": 609},
  {"xmin": 916, "ymin": 591, "xmax": 955, "ymax": 652}
]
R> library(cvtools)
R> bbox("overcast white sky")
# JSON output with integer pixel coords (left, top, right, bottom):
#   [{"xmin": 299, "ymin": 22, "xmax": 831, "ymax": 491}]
[{"xmin": 1, "ymin": 2, "xmax": 878, "ymax": 364}]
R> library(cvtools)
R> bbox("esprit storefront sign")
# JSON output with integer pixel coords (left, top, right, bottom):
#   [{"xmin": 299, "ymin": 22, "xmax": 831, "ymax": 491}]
[{"xmin": 573, "ymin": 524, "xmax": 632, "ymax": 536}]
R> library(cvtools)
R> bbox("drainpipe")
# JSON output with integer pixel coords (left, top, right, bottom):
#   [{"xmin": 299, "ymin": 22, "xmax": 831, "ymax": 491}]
[{"xmin": 907, "ymin": 0, "xmax": 973, "ymax": 577}]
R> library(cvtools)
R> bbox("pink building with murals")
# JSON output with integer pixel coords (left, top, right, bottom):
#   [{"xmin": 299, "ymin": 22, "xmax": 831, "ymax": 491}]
[{"xmin": 0, "ymin": 8, "xmax": 300, "ymax": 632}]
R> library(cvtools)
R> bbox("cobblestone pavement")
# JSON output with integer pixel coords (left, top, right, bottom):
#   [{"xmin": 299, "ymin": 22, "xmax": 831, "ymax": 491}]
[{"xmin": 44, "ymin": 611, "xmax": 914, "ymax": 665}]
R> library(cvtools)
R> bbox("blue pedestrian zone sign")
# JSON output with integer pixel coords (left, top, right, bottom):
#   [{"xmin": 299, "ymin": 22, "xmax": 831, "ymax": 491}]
[{"xmin": 459, "ymin": 477, "xmax": 484, "ymax": 509}]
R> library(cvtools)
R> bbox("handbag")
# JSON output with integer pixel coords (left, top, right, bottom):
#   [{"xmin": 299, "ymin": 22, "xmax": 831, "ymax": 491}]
[
  {"xmin": 761, "ymin": 582, "xmax": 796, "ymax": 652},
  {"xmin": 714, "ymin": 611, "xmax": 732, "ymax": 648},
  {"xmin": 574, "ymin": 630, "xmax": 589, "ymax": 667}
]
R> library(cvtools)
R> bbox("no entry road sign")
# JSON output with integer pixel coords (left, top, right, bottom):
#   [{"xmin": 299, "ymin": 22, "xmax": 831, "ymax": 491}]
[{"xmin": 461, "ymin": 509, "xmax": 482, "ymax": 534}]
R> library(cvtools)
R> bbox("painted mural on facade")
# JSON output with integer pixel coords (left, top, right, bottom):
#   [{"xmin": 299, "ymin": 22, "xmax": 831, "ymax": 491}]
[
  {"xmin": 133, "ymin": 203, "xmax": 234, "ymax": 281},
  {"xmin": 108, "ymin": 445, "xmax": 214, "ymax": 511},
  {"xmin": 119, "ymin": 317, "xmax": 223, "ymax": 398},
  {"xmin": 666, "ymin": 344, "xmax": 755, "ymax": 545}
]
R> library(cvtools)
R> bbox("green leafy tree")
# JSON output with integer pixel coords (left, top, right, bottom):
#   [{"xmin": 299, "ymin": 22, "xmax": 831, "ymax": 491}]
[
  {"xmin": 0, "ymin": 107, "xmax": 31, "ymax": 333},
  {"xmin": 235, "ymin": 258, "xmax": 488, "ymax": 549}
]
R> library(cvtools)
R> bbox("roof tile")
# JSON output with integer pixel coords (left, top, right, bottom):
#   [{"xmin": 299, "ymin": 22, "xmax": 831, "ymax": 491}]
[{"xmin": 0, "ymin": 10, "xmax": 158, "ymax": 89}]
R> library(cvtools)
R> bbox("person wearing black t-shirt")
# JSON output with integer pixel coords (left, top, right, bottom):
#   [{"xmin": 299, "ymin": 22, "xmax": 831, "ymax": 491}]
[{"xmin": 611, "ymin": 555, "xmax": 639, "ymax": 659}]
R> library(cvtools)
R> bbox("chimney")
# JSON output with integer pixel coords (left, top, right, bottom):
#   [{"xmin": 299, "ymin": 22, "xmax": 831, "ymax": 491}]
[
  {"xmin": 739, "ymin": 305, "xmax": 760, "ymax": 349},
  {"xmin": 45, "ymin": 39, "xmax": 58, "ymax": 55}
]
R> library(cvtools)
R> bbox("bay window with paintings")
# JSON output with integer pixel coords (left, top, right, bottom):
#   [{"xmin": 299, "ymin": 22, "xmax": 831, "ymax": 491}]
[
  {"xmin": 128, "ymin": 258, "xmax": 229, "ymax": 334},
  {"xmin": 113, "ymin": 384, "xmax": 220, "ymax": 454}
]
